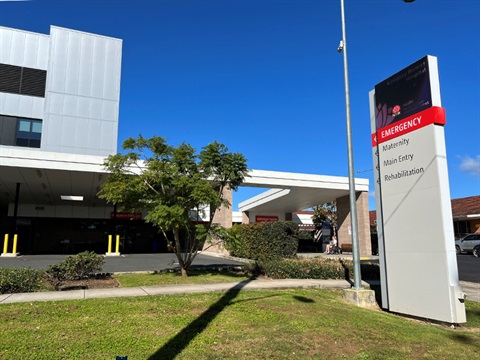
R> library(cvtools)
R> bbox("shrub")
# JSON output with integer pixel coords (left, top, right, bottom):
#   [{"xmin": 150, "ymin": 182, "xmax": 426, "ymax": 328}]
[
  {"xmin": 222, "ymin": 225, "xmax": 245, "ymax": 256},
  {"xmin": 246, "ymin": 257, "xmax": 380, "ymax": 281},
  {"xmin": 0, "ymin": 268, "xmax": 44, "ymax": 294},
  {"xmin": 236, "ymin": 221, "xmax": 299, "ymax": 261},
  {"xmin": 47, "ymin": 251, "xmax": 104, "ymax": 282}
]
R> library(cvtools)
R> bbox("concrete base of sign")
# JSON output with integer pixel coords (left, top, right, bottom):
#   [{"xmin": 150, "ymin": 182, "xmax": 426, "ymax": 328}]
[
  {"xmin": 343, "ymin": 288, "xmax": 378, "ymax": 309},
  {"xmin": 1, "ymin": 253, "xmax": 20, "ymax": 257},
  {"xmin": 105, "ymin": 252, "xmax": 121, "ymax": 257}
]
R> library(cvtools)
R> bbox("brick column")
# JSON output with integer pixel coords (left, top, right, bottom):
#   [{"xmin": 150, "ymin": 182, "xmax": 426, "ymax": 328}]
[
  {"xmin": 242, "ymin": 211, "xmax": 250, "ymax": 224},
  {"xmin": 203, "ymin": 187, "xmax": 233, "ymax": 255},
  {"xmin": 336, "ymin": 191, "xmax": 372, "ymax": 256},
  {"xmin": 211, "ymin": 186, "xmax": 233, "ymax": 229}
]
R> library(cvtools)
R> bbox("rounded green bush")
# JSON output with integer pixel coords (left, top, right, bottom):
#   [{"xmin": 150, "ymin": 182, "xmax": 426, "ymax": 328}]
[
  {"xmin": 235, "ymin": 221, "xmax": 299, "ymax": 260},
  {"xmin": 0, "ymin": 268, "xmax": 44, "ymax": 294}
]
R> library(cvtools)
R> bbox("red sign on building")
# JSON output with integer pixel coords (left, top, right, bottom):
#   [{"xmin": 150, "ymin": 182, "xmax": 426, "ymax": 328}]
[
  {"xmin": 111, "ymin": 212, "xmax": 142, "ymax": 220},
  {"xmin": 255, "ymin": 215, "xmax": 278, "ymax": 223}
]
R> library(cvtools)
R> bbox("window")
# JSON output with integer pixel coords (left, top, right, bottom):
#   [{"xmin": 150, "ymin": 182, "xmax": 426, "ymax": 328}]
[
  {"xmin": 16, "ymin": 119, "xmax": 42, "ymax": 148},
  {"xmin": 453, "ymin": 220, "xmax": 471, "ymax": 238},
  {"xmin": 0, "ymin": 63, "xmax": 47, "ymax": 97}
]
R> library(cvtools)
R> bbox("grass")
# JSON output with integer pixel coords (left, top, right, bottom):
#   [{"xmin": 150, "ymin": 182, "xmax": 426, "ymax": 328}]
[
  {"xmin": 1, "ymin": 287, "xmax": 479, "ymax": 359},
  {"xmin": 114, "ymin": 269, "xmax": 250, "ymax": 287}
]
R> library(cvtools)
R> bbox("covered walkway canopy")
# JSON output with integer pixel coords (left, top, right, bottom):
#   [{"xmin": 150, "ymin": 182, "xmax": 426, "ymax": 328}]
[
  {"xmin": 239, "ymin": 169, "xmax": 369, "ymax": 214},
  {"xmin": 0, "ymin": 149, "xmax": 371, "ymax": 255}
]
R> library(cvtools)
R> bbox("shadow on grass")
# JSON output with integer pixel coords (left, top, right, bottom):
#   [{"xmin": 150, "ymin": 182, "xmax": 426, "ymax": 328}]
[
  {"xmin": 147, "ymin": 278, "xmax": 253, "ymax": 360},
  {"xmin": 448, "ymin": 333, "xmax": 479, "ymax": 345},
  {"xmin": 152, "ymin": 266, "xmax": 247, "ymax": 278},
  {"xmin": 293, "ymin": 295, "xmax": 315, "ymax": 303}
]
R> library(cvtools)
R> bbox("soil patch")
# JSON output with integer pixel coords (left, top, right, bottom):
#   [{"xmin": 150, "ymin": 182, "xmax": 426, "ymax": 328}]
[{"xmin": 56, "ymin": 277, "xmax": 121, "ymax": 291}]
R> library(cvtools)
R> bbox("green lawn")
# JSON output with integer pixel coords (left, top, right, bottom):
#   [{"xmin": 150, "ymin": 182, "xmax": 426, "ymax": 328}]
[
  {"xmin": 1, "ymin": 287, "xmax": 479, "ymax": 359},
  {"xmin": 114, "ymin": 270, "xmax": 250, "ymax": 287}
]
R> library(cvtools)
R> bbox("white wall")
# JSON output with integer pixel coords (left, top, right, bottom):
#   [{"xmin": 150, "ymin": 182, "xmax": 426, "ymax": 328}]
[
  {"xmin": 0, "ymin": 27, "xmax": 48, "ymax": 120},
  {"xmin": 42, "ymin": 26, "xmax": 122, "ymax": 156}
]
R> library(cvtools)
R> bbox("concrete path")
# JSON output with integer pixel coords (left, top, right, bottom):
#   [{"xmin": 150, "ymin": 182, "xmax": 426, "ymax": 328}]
[
  {"xmin": 1, "ymin": 252, "xmax": 477, "ymax": 304},
  {"xmin": 1, "ymin": 278, "xmax": 478, "ymax": 304},
  {"xmin": 0, "ymin": 278, "xmax": 360, "ymax": 304}
]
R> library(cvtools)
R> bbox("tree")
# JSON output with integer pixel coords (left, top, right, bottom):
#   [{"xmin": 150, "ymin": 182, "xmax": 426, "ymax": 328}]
[
  {"xmin": 98, "ymin": 135, "xmax": 248, "ymax": 276},
  {"xmin": 312, "ymin": 201, "xmax": 337, "ymax": 238}
]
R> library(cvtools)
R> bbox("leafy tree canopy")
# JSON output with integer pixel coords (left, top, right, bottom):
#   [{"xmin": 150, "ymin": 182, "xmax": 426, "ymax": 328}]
[
  {"xmin": 98, "ymin": 135, "xmax": 248, "ymax": 276},
  {"xmin": 312, "ymin": 201, "xmax": 337, "ymax": 237}
]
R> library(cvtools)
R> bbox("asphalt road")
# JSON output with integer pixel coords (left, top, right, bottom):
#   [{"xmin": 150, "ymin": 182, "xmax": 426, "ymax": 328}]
[
  {"xmin": 456, "ymin": 254, "xmax": 480, "ymax": 283},
  {"xmin": 0, "ymin": 253, "xmax": 245, "ymax": 273}
]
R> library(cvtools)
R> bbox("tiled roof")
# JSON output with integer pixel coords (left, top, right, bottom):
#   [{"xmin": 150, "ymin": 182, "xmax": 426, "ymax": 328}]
[
  {"xmin": 369, "ymin": 195, "xmax": 480, "ymax": 222},
  {"xmin": 451, "ymin": 195, "xmax": 480, "ymax": 218}
]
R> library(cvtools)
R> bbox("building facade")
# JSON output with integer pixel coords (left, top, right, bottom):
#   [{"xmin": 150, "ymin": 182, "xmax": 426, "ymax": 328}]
[
  {"xmin": 0, "ymin": 25, "xmax": 122, "ymax": 155},
  {"xmin": 0, "ymin": 26, "xmax": 126, "ymax": 254},
  {"xmin": 1, "ymin": 25, "xmax": 373, "ymax": 256}
]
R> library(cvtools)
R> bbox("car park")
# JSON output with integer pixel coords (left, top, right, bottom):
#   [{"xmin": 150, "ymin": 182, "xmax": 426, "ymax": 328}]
[{"xmin": 455, "ymin": 234, "xmax": 480, "ymax": 254}]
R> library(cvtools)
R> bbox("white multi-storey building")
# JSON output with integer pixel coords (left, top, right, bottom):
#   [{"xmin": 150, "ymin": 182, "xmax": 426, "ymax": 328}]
[
  {"xmin": 0, "ymin": 26, "xmax": 127, "ymax": 254},
  {"xmin": 0, "ymin": 25, "xmax": 122, "ymax": 155}
]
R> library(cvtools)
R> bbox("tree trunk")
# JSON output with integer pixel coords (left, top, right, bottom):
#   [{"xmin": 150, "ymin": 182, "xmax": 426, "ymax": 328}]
[{"xmin": 173, "ymin": 228, "xmax": 188, "ymax": 277}]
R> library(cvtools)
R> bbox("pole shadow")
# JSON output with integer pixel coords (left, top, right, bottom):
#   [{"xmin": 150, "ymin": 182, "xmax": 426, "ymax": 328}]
[{"xmin": 148, "ymin": 278, "xmax": 253, "ymax": 359}]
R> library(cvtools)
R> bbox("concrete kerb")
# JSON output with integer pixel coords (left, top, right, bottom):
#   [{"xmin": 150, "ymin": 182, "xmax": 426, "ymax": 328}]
[{"xmin": 0, "ymin": 279, "xmax": 366, "ymax": 305}]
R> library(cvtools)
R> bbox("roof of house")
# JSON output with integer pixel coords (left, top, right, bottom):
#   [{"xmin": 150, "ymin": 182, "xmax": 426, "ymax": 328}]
[
  {"xmin": 451, "ymin": 195, "xmax": 480, "ymax": 218},
  {"xmin": 369, "ymin": 195, "xmax": 480, "ymax": 224}
]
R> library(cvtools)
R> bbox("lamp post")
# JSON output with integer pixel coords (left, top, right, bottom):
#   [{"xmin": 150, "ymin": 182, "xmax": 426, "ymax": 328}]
[
  {"xmin": 338, "ymin": 0, "xmax": 415, "ymax": 291},
  {"xmin": 338, "ymin": 0, "xmax": 362, "ymax": 290}
]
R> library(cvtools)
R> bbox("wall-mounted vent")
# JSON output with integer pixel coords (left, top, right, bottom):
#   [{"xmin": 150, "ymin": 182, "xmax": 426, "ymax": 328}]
[{"xmin": 0, "ymin": 63, "xmax": 46, "ymax": 97}]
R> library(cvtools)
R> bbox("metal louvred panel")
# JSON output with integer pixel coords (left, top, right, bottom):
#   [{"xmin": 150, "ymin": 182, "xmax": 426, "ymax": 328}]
[
  {"xmin": 0, "ymin": 63, "xmax": 46, "ymax": 97},
  {"xmin": 0, "ymin": 63, "xmax": 21, "ymax": 94},
  {"xmin": 20, "ymin": 67, "xmax": 47, "ymax": 97}
]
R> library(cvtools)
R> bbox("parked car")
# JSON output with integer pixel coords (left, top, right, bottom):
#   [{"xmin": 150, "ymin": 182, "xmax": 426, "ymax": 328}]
[
  {"xmin": 473, "ymin": 244, "xmax": 480, "ymax": 258},
  {"xmin": 455, "ymin": 234, "xmax": 480, "ymax": 254}
]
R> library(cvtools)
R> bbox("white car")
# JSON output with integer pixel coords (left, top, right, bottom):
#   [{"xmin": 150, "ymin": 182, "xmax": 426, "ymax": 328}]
[{"xmin": 455, "ymin": 234, "xmax": 480, "ymax": 254}]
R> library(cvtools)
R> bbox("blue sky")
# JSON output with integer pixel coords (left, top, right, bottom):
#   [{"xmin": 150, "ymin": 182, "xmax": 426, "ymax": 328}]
[{"xmin": 1, "ymin": 0, "xmax": 479, "ymax": 210}]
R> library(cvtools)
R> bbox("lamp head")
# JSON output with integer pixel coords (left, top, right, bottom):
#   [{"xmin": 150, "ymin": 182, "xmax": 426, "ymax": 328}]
[{"xmin": 337, "ymin": 40, "xmax": 344, "ymax": 53}]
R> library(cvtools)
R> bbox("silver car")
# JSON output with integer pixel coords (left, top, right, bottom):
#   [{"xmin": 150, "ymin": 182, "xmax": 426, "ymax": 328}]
[{"xmin": 455, "ymin": 234, "xmax": 480, "ymax": 254}]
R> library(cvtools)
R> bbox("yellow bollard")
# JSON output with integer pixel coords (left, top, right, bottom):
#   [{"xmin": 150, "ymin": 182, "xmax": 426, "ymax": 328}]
[
  {"xmin": 3, "ymin": 234, "xmax": 8, "ymax": 254},
  {"xmin": 12, "ymin": 234, "xmax": 18, "ymax": 254},
  {"xmin": 115, "ymin": 235, "xmax": 120, "ymax": 253},
  {"xmin": 108, "ymin": 235, "xmax": 112, "ymax": 253}
]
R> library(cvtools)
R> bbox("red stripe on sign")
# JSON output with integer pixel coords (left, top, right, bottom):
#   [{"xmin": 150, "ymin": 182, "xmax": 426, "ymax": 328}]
[{"xmin": 371, "ymin": 106, "xmax": 446, "ymax": 146}]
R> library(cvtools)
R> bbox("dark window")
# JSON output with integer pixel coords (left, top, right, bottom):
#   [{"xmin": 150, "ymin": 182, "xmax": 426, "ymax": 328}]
[
  {"xmin": 20, "ymin": 67, "xmax": 47, "ymax": 97},
  {"xmin": 0, "ymin": 63, "xmax": 46, "ymax": 97},
  {"xmin": 0, "ymin": 63, "xmax": 22, "ymax": 93},
  {"xmin": 453, "ymin": 220, "xmax": 471, "ymax": 238},
  {"xmin": 15, "ymin": 118, "xmax": 42, "ymax": 148}
]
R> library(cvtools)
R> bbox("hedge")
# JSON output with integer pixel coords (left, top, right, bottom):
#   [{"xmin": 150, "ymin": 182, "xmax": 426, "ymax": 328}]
[
  {"xmin": 245, "ymin": 257, "xmax": 380, "ymax": 281},
  {"xmin": 234, "ymin": 221, "xmax": 299, "ymax": 260},
  {"xmin": 0, "ymin": 268, "xmax": 44, "ymax": 294}
]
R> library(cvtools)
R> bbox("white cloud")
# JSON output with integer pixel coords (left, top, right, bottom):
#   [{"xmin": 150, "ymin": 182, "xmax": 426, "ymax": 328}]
[
  {"xmin": 368, "ymin": 190, "xmax": 376, "ymax": 198},
  {"xmin": 460, "ymin": 155, "xmax": 480, "ymax": 176}
]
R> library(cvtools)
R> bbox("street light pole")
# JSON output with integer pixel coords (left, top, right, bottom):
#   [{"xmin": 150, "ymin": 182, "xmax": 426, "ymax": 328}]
[
  {"xmin": 339, "ymin": 0, "xmax": 362, "ymax": 290},
  {"xmin": 338, "ymin": 0, "xmax": 416, "ymax": 291}
]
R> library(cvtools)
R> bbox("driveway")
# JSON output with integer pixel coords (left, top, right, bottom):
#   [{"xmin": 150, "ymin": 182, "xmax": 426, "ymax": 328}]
[{"xmin": 0, "ymin": 252, "xmax": 245, "ymax": 273}]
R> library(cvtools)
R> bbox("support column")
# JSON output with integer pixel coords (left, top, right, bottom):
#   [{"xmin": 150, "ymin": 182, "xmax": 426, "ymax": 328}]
[
  {"xmin": 13, "ymin": 183, "xmax": 20, "ymax": 234},
  {"xmin": 242, "ymin": 211, "xmax": 250, "ymax": 224},
  {"xmin": 203, "ymin": 187, "xmax": 233, "ymax": 255},
  {"xmin": 337, "ymin": 191, "xmax": 371, "ymax": 256},
  {"xmin": 211, "ymin": 187, "xmax": 233, "ymax": 228}
]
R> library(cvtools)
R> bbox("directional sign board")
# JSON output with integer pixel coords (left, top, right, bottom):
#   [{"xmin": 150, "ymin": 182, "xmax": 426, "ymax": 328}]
[{"xmin": 370, "ymin": 56, "xmax": 466, "ymax": 324}]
